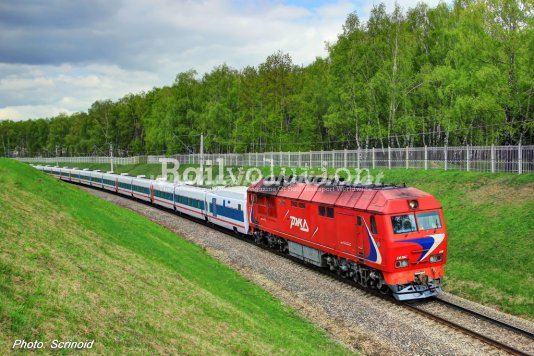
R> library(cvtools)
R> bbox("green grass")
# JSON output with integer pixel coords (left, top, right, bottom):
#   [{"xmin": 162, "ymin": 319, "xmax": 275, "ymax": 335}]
[
  {"xmin": 31, "ymin": 161, "xmax": 534, "ymax": 318},
  {"xmin": 0, "ymin": 159, "xmax": 353, "ymax": 354}
]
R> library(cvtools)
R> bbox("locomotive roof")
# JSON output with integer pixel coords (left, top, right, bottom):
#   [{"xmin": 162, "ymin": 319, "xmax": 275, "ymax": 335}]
[{"xmin": 248, "ymin": 177, "xmax": 441, "ymax": 214}]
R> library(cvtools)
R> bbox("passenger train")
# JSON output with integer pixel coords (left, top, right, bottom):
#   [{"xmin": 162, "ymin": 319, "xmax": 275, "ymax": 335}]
[{"xmin": 33, "ymin": 164, "xmax": 448, "ymax": 300}]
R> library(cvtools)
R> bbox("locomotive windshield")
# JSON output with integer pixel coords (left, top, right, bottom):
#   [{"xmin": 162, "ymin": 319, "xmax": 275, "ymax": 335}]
[
  {"xmin": 391, "ymin": 211, "xmax": 442, "ymax": 234},
  {"xmin": 391, "ymin": 214, "xmax": 417, "ymax": 234},
  {"xmin": 416, "ymin": 211, "xmax": 442, "ymax": 230}
]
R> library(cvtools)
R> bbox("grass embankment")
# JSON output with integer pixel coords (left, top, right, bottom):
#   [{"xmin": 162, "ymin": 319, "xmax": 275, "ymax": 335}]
[
  {"xmin": 0, "ymin": 159, "xmax": 351, "ymax": 354},
  {"xmin": 33, "ymin": 161, "xmax": 534, "ymax": 318}
]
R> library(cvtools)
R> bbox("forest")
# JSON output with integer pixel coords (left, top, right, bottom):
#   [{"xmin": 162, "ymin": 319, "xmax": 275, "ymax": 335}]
[{"xmin": 1, "ymin": 0, "xmax": 533, "ymax": 157}]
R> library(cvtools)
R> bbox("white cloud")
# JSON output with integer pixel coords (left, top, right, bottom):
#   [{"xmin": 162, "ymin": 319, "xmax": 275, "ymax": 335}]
[
  {"xmin": 0, "ymin": 105, "xmax": 73, "ymax": 121},
  {"xmin": 0, "ymin": 63, "xmax": 159, "ymax": 120}
]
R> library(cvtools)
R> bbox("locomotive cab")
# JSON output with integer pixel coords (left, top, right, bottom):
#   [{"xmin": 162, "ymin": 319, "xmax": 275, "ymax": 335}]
[{"xmin": 377, "ymin": 191, "xmax": 448, "ymax": 300}]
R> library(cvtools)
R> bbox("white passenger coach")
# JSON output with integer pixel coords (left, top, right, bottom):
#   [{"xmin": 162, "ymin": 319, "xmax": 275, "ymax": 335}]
[{"xmin": 32, "ymin": 165, "xmax": 252, "ymax": 236}]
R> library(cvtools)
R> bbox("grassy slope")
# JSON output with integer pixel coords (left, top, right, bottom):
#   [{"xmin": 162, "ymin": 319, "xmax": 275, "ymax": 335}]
[
  {"xmin": 0, "ymin": 159, "xmax": 351, "ymax": 354},
  {"xmin": 39, "ymin": 161, "xmax": 534, "ymax": 318}
]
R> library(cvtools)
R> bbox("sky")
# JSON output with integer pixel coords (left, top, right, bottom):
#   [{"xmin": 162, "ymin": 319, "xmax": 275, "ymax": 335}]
[{"xmin": 0, "ymin": 0, "xmax": 442, "ymax": 122}]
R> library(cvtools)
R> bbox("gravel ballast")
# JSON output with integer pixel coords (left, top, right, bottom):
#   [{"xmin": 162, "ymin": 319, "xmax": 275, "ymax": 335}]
[{"xmin": 80, "ymin": 186, "xmax": 533, "ymax": 355}]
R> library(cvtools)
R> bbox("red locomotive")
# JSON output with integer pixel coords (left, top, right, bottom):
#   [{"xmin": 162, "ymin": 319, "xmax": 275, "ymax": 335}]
[{"xmin": 248, "ymin": 176, "xmax": 447, "ymax": 300}]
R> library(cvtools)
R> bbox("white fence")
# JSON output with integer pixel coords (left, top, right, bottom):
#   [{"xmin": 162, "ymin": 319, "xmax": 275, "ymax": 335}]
[
  {"xmin": 16, "ymin": 145, "xmax": 534, "ymax": 174},
  {"xmin": 17, "ymin": 155, "xmax": 146, "ymax": 165}
]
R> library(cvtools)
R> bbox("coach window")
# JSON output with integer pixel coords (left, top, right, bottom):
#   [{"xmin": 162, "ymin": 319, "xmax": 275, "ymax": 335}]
[
  {"xmin": 238, "ymin": 204, "xmax": 242, "ymax": 211},
  {"xmin": 357, "ymin": 216, "xmax": 362, "ymax": 226},
  {"xmin": 291, "ymin": 201, "xmax": 298, "ymax": 207},
  {"xmin": 318, "ymin": 206, "xmax": 325, "ymax": 216},
  {"xmin": 326, "ymin": 207, "xmax": 334, "ymax": 218},
  {"xmin": 370, "ymin": 216, "xmax": 378, "ymax": 234},
  {"xmin": 298, "ymin": 202, "xmax": 305, "ymax": 208}
]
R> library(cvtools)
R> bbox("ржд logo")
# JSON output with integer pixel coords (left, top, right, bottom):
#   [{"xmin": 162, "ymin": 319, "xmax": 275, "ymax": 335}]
[{"xmin": 289, "ymin": 216, "xmax": 309, "ymax": 232}]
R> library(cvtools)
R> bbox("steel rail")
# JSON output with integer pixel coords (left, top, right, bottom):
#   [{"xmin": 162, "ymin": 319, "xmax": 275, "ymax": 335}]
[
  {"xmin": 434, "ymin": 298, "xmax": 534, "ymax": 341},
  {"xmin": 402, "ymin": 302, "xmax": 531, "ymax": 356}
]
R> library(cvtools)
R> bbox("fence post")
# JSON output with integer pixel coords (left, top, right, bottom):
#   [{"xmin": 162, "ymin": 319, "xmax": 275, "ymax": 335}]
[
  {"xmin": 405, "ymin": 146, "xmax": 409, "ymax": 169},
  {"xmin": 288, "ymin": 152, "xmax": 291, "ymax": 167},
  {"xmin": 357, "ymin": 148, "xmax": 361, "ymax": 170},
  {"xmin": 372, "ymin": 148, "xmax": 376, "ymax": 169},
  {"xmin": 320, "ymin": 150, "xmax": 324, "ymax": 167},
  {"xmin": 518, "ymin": 143, "xmax": 522, "ymax": 175},
  {"xmin": 466, "ymin": 145, "xmax": 470, "ymax": 172},
  {"xmin": 388, "ymin": 146, "xmax": 391, "ymax": 170},
  {"xmin": 343, "ymin": 148, "xmax": 347, "ymax": 168},
  {"xmin": 310, "ymin": 151, "xmax": 312, "ymax": 167},
  {"xmin": 332, "ymin": 150, "xmax": 336, "ymax": 168},
  {"xmin": 425, "ymin": 145, "xmax": 428, "ymax": 171},
  {"xmin": 491, "ymin": 145, "xmax": 495, "ymax": 173},
  {"xmin": 298, "ymin": 151, "xmax": 302, "ymax": 167},
  {"xmin": 444, "ymin": 145, "xmax": 448, "ymax": 171}
]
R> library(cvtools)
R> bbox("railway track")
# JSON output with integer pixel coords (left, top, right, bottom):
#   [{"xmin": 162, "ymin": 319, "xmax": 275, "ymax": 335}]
[
  {"xmin": 404, "ymin": 300, "xmax": 534, "ymax": 356},
  {"xmin": 71, "ymin": 181, "xmax": 534, "ymax": 355},
  {"xmin": 434, "ymin": 298, "xmax": 534, "ymax": 341}
]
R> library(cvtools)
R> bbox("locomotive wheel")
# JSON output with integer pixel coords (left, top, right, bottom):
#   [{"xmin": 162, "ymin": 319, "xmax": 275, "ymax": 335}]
[
  {"xmin": 353, "ymin": 271, "xmax": 361, "ymax": 284},
  {"xmin": 376, "ymin": 279, "xmax": 389, "ymax": 294},
  {"xmin": 379, "ymin": 284, "xmax": 390, "ymax": 295},
  {"xmin": 357, "ymin": 272, "xmax": 368, "ymax": 287}
]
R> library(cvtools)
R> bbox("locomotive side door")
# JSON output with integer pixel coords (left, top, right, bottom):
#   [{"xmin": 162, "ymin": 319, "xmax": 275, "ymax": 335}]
[
  {"xmin": 355, "ymin": 216, "xmax": 366, "ymax": 261},
  {"xmin": 335, "ymin": 212, "xmax": 356, "ymax": 255}
]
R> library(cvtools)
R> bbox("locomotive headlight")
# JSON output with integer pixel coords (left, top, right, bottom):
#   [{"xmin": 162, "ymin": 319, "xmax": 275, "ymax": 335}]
[
  {"xmin": 430, "ymin": 253, "xmax": 443, "ymax": 263},
  {"xmin": 409, "ymin": 200, "xmax": 419, "ymax": 209},
  {"xmin": 395, "ymin": 259, "xmax": 409, "ymax": 268}
]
